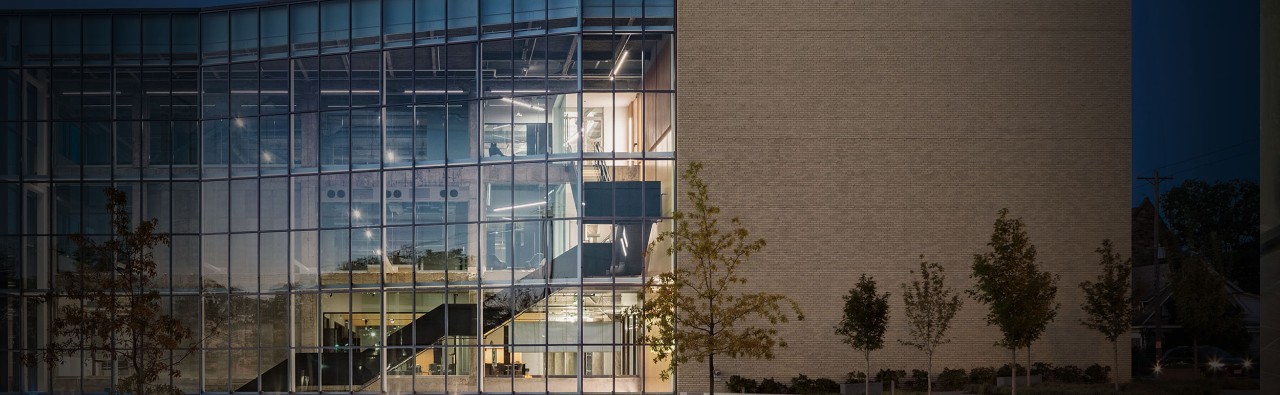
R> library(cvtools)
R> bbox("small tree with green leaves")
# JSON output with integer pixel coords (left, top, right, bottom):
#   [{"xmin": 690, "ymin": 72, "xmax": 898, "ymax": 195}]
[
  {"xmin": 900, "ymin": 256, "xmax": 963, "ymax": 395},
  {"xmin": 22, "ymin": 188, "xmax": 203, "ymax": 395},
  {"xmin": 1079, "ymin": 239, "xmax": 1136, "ymax": 390},
  {"xmin": 836, "ymin": 275, "xmax": 890, "ymax": 395},
  {"xmin": 969, "ymin": 208, "xmax": 1058, "ymax": 395},
  {"xmin": 637, "ymin": 162, "xmax": 804, "ymax": 395}
]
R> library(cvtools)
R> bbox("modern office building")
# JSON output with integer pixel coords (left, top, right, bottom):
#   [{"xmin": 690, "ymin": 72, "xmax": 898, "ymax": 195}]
[{"xmin": 0, "ymin": 1, "xmax": 1130, "ymax": 394}]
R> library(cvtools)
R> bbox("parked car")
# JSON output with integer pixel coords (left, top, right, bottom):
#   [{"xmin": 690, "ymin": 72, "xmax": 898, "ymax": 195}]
[{"xmin": 1160, "ymin": 346, "xmax": 1254, "ymax": 377}]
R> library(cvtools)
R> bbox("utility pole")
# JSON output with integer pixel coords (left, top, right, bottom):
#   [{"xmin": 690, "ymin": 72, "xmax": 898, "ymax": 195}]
[{"xmin": 1137, "ymin": 169, "xmax": 1173, "ymax": 362}]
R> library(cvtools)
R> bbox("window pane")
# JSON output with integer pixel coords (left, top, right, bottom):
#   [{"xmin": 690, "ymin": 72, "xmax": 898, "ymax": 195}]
[
  {"xmin": 514, "ymin": 0, "xmax": 546, "ymax": 33},
  {"xmin": 292, "ymin": 112, "xmax": 318, "ymax": 172},
  {"xmin": 513, "ymin": 96, "xmax": 547, "ymax": 158},
  {"xmin": 52, "ymin": 122, "xmax": 80, "ymax": 179},
  {"xmin": 202, "ymin": 119, "xmax": 229, "ymax": 178},
  {"xmin": 513, "ymin": 37, "xmax": 547, "ymax": 94},
  {"xmin": 352, "ymin": 0, "xmax": 381, "ymax": 50},
  {"xmin": 385, "ymin": 170, "xmax": 413, "ymax": 225},
  {"xmin": 0, "ymin": 17, "xmax": 19, "ymax": 66},
  {"xmin": 480, "ymin": 40, "xmax": 512, "ymax": 97},
  {"xmin": 446, "ymin": 0, "xmax": 478, "ymax": 40},
  {"xmin": 481, "ymin": 98, "xmax": 511, "ymax": 160},
  {"xmin": 171, "ymin": 68, "xmax": 199, "ymax": 119},
  {"xmin": 320, "ymin": 54, "xmax": 350, "ymax": 108},
  {"xmin": 142, "ymin": 15, "xmax": 171, "ymax": 65},
  {"xmin": 415, "ymin": 103, "xmax": 446, "ymax": 164},
  {"xmin": 321, "ymin": 0, "xmax": 351, "ymax": 54},
  {"xmin": 414, "ymin": 167, "xmax": 444, "ymax": 224},
  {"xmin": 351, "ymin": 51, "xmax": 381, "ymax": 107},
  {"xmin": 385, "ymin": 48, "xmax": 414, "ymax": 105},
  {"xmin": 292, "ymin": 175, "xmax": 318, "ymax": 229},
  {"xmin": 202, "ymin": 12, "xmax": 229, "ymax": 64},
  {"xmin": 291, "ymin": 3, "xmax": 320, "ymax": 56},
  {"xmin": 231, "ymin": 178, "xmax": 259, "ymax": 232},
  {"xmin": 230, "ymin": 9, "xmax": 259, "ymax": 62},
  {"xmin": 260, "ymin": 59, "xmax": 290, "ymax": 115},
  {"xmin": 230, "ymin": 62, "xmax": 259, "ymax": 117},
  {"xmin": 261, "ymin": 177, "xmax": 289, "ymax": 230},
  {"xmin": 230, "ymin": 116, "xmax": 258, "ymax": 177},
  {"xmin": 292, "ymin": 231, "xmax": 318, "ymax": 288},
  {"xmin": 352, "ymin": 172, "xmax": 381, "ymax": 227},
  {"xmin": 446, "ymin": 43, "xmax": 476, "ymax": 100},
  {"xmin": 116, "ymin": 69, "xmax": 143, "ymax": 120},
  {"xmin": 548, "ymin": 0, "xmax": 578, "ymax": 32},
  {"xmin": 230, "ymin": 233, "xmax": 258, "ymax": 292},
  {"xmin": 202, "ymin": 180, "xmax": 229, "ymax": 233},
  {"xmin": 320, "ymin": 173, "xmax": 349, "ymax": 227},
  {"xmin": 320, "ymin": 110, "xmax": 349, "ymax": 171},
  {"xmin": 173, "ymin": 121, "xmax": 200, "ymax": 179},
  {"xmin": 166, "ymin": 14, "xmax": 197, "ymax": 64},
  {"xmin": 413, "ymin": 45, "xmax": 446, "ymax": 103},
  {"xmin": 82, "ymin": 122, "xmax": 111, "ymax": 179},
  {"xmin": 83, "ymin": 16, "xmax": 112, "ymax": 65},
  {"xmin": 203, "ymin": 65, "xmax": 229, "ymax": 119},
  {"xmin": 446, "ymin": 165, "xmax": 477, "ymax": 223},
  {"xmin": 319, "ymin": 229, "xmax": 349, "ymax": 287},
  {"xmin": 81, "ymin": 69, "xmax": 112, "ymax": 121},
  {"xmin": 386, "ymin": 105, "xmax": 413, "ymax": 166},
  {"xmin": 415, "ymin": 0, "xmax": 445, "ymax": 44},
  {"xmin": 202, "ymin": 234, "xmax": 228, "ymax": 289},
  {"xmin": 480, "ymin": 0, "xmax": 512, "ymax": 36},
  {"xmin": 481, "ymin": 164, "xmax": 511, "ymax": 221},
  {"xmin": 351, "ymin": 108, "xmax": 380, "ymax": 169},
  {"xmin": 261, "ymin": 232, "xmax": 288, "ymax": 291},
  {"xmin": 292, "ymin": 57, "xmax": 319, "ymax": 112},
  {"xmin": 261, "ymin": 6, "xmax": 289, "ymax": 59},
  {"xmin": 384, "ymin": 0, "xmax": 414, "ymax": 47},
  {"xmin": 115, "ymin": 121, "xmax": 141, "ymax": 179},
  {"xmin": 448, "ymin": 101, "xmax": 477, "ymax": 163},
  {"xmin": 21, "ymin": 16, "xmax": 49, "ymax": 65},
  {"xmin": 172, "ymin": 182, "xmax": 199, "ymax": 232},
  {"xmin": 261, "ymin": 114, "xmax": 289, "ymax": 175},
  {"xmin": 549, "ymin": 94, "xmax": 580, "ymax": 156}
]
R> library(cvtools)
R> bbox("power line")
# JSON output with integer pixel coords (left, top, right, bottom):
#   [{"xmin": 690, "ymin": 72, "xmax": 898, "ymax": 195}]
[{"xmin": 1154, "ymin": 140, "xmax": 1254, "ymax": 171}]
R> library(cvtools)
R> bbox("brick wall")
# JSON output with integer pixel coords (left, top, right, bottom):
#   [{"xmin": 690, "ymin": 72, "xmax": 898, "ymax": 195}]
[{"xmin": 672, "ymin": 1, "xmax": 1131, "ymax": 392}]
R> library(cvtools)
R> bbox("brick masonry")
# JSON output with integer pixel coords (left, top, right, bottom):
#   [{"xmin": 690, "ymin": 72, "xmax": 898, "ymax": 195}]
[{"xmin": 672, "ymin": 0, "xmax": 1131, "ymax": 392}]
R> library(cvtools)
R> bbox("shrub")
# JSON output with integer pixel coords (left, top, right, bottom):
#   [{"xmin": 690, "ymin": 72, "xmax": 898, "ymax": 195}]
[
  {"xmin": 1050, "ymin": 364, "xmax": 1085, "ymax": 383},
  {"xmin": 727, "ymin": 375, "xmax": 759, "ymax": 393},
  {"xmin": 758, "ymin": 377, "xmax": 790, "ymax": 394},
  {"xmin": 789, "ymin": 374, "xmax": 818, "ymax": 394},
  {"xmin": 845, "ymin": 371, "xmax": 867, "ymax": 384},
  {"xmin": 811, "ymin": 378, "xmax": 840, "ymax": 394},
  {"xmin": 997, "ymin": 363, "xmax": 1026, "ymax": 377},
  {"xmin": 874, "ymin": 368, "xmax": 907, "ymax": 384},
  {"xmin": 1031, "ymin": 362, "xmax": 1054, "ymax": 377},
  {"xmin": 1083, "ymin": 364, "xmax": 1110, "ymax": 384},
  {"xmin": 969, "ymin": 366, "xmax": 998, "ymax": 384},
  {"xmin": 937, "ymin": 368, "xmax": 968, "ymax": 391},
  {"xmin": 909, "ymin": 369, "xmax": 929, "ymax": 391}
]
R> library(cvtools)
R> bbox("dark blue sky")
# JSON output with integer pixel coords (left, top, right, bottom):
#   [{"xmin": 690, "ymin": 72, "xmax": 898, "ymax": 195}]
[{"xmin": 1132, "ymin": 0, "xmax": 1260, "ymax": 206}]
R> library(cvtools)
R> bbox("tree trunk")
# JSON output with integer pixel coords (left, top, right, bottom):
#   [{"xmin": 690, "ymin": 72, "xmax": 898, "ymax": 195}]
[
  {"xmin": 865, "ymin": 351, "xmax": 871, "ymax": 395},
  {"xmin": 1112, "ymin": 340, "xmax": 1120, "ymax": 391},
  {"xmin": 1010, "ymin": 348, "xmax": 1017, "ymax": 395},
  {"xmin": 927, "ymin": 350, "xmax": 933, "ymax": 395},
  {"xmin": 709, "ymin": 353, "xmax": 715, "ymax": 395},
  {"xmin": 1026, "ymin": 345, "xmax": 1032, "ymax": 388},
  {"xmin": 1193, "ymin": 337, "xmax": 1200, "ymax": 378}
]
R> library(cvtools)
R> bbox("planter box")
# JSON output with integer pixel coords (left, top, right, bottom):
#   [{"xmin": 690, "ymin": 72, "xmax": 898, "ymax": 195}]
[
  {"xmin": 995, "ymin": 374, "xmax": 1042, "ymax": 387},
  {"xmin": 840, "ymin": 382, "xmax": 883, "ymax": 395}
]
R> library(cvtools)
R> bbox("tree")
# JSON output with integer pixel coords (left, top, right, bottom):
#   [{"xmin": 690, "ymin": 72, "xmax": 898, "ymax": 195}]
[
  {"xmin": 900, "ymin": 256, "xmax": 963, "ymax": 395},
  {"xmin": 1078, "ymin": 239, "xmax": 1135, "ymax": 390},
  {"xmin": 1169, "ymin": 238, "xmax": 1246, "ymax": 374},
  {"xmin": 1161, "ymin": 179, "xmax": 1259, "ymax": 292},
  {"xmin": 836, "ymin": 275, "xmax": 890, "ymax": 395},
  {"xmin": 637, "ymin": 162, "xmax": 804, "ymax": 395},
  {"xmin": 22, "ymin": 188, "xmax": 202, "ymax": 395},
  {"xmin": 968, "ymin": 208, "xmax": 1059, "ymax": 395}
]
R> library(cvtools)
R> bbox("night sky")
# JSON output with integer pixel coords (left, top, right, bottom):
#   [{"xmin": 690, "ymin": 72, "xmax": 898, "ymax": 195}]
[{"xmin": 1132, "ymin": 0, "xmax": 1260, "ymax": 206}]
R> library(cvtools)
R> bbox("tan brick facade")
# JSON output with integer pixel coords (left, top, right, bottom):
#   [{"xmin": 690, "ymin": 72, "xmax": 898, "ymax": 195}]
[{"xmin": 672, "ymin": 1, "xmax": 1131, "ymax": 391}]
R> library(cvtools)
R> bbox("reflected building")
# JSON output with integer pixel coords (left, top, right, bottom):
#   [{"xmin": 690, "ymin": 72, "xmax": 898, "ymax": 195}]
[{"xmin": 0, "ymin": 0, "xmax": 675, "ymax": 393}]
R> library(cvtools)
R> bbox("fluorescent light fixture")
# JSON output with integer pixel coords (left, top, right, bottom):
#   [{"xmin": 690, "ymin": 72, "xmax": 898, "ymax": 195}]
[
  {"xmin": 353, "ymin": 209, "xmax": 363, "ymax": 219},
  {"xmin": 501, "ymin": 97, "xmax": 545, "ymax": 111},
  {"xmin": 610, "ymin": 50, "xmax": 629, "ymax": 80},
  {"xmin": 492, "ymin": 201, "xmax": 547, "ymax": 212}
]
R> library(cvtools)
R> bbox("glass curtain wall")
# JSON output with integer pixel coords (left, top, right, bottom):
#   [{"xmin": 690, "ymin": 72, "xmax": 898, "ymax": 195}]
[{"xmin": 0, "ymin": 1, "xmax": 674, "ymax": 394}]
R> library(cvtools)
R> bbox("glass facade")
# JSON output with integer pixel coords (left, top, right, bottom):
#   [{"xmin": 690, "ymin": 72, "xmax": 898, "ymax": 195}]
[{"xmin": 0, "ymin": 1, "xmax": 676, "ymax": 393}]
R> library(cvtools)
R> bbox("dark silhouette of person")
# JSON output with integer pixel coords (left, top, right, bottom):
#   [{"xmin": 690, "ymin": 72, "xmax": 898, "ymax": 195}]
[{"xmin": 488, "ymin": 142, "xmax": 503, "ymax": 156}]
